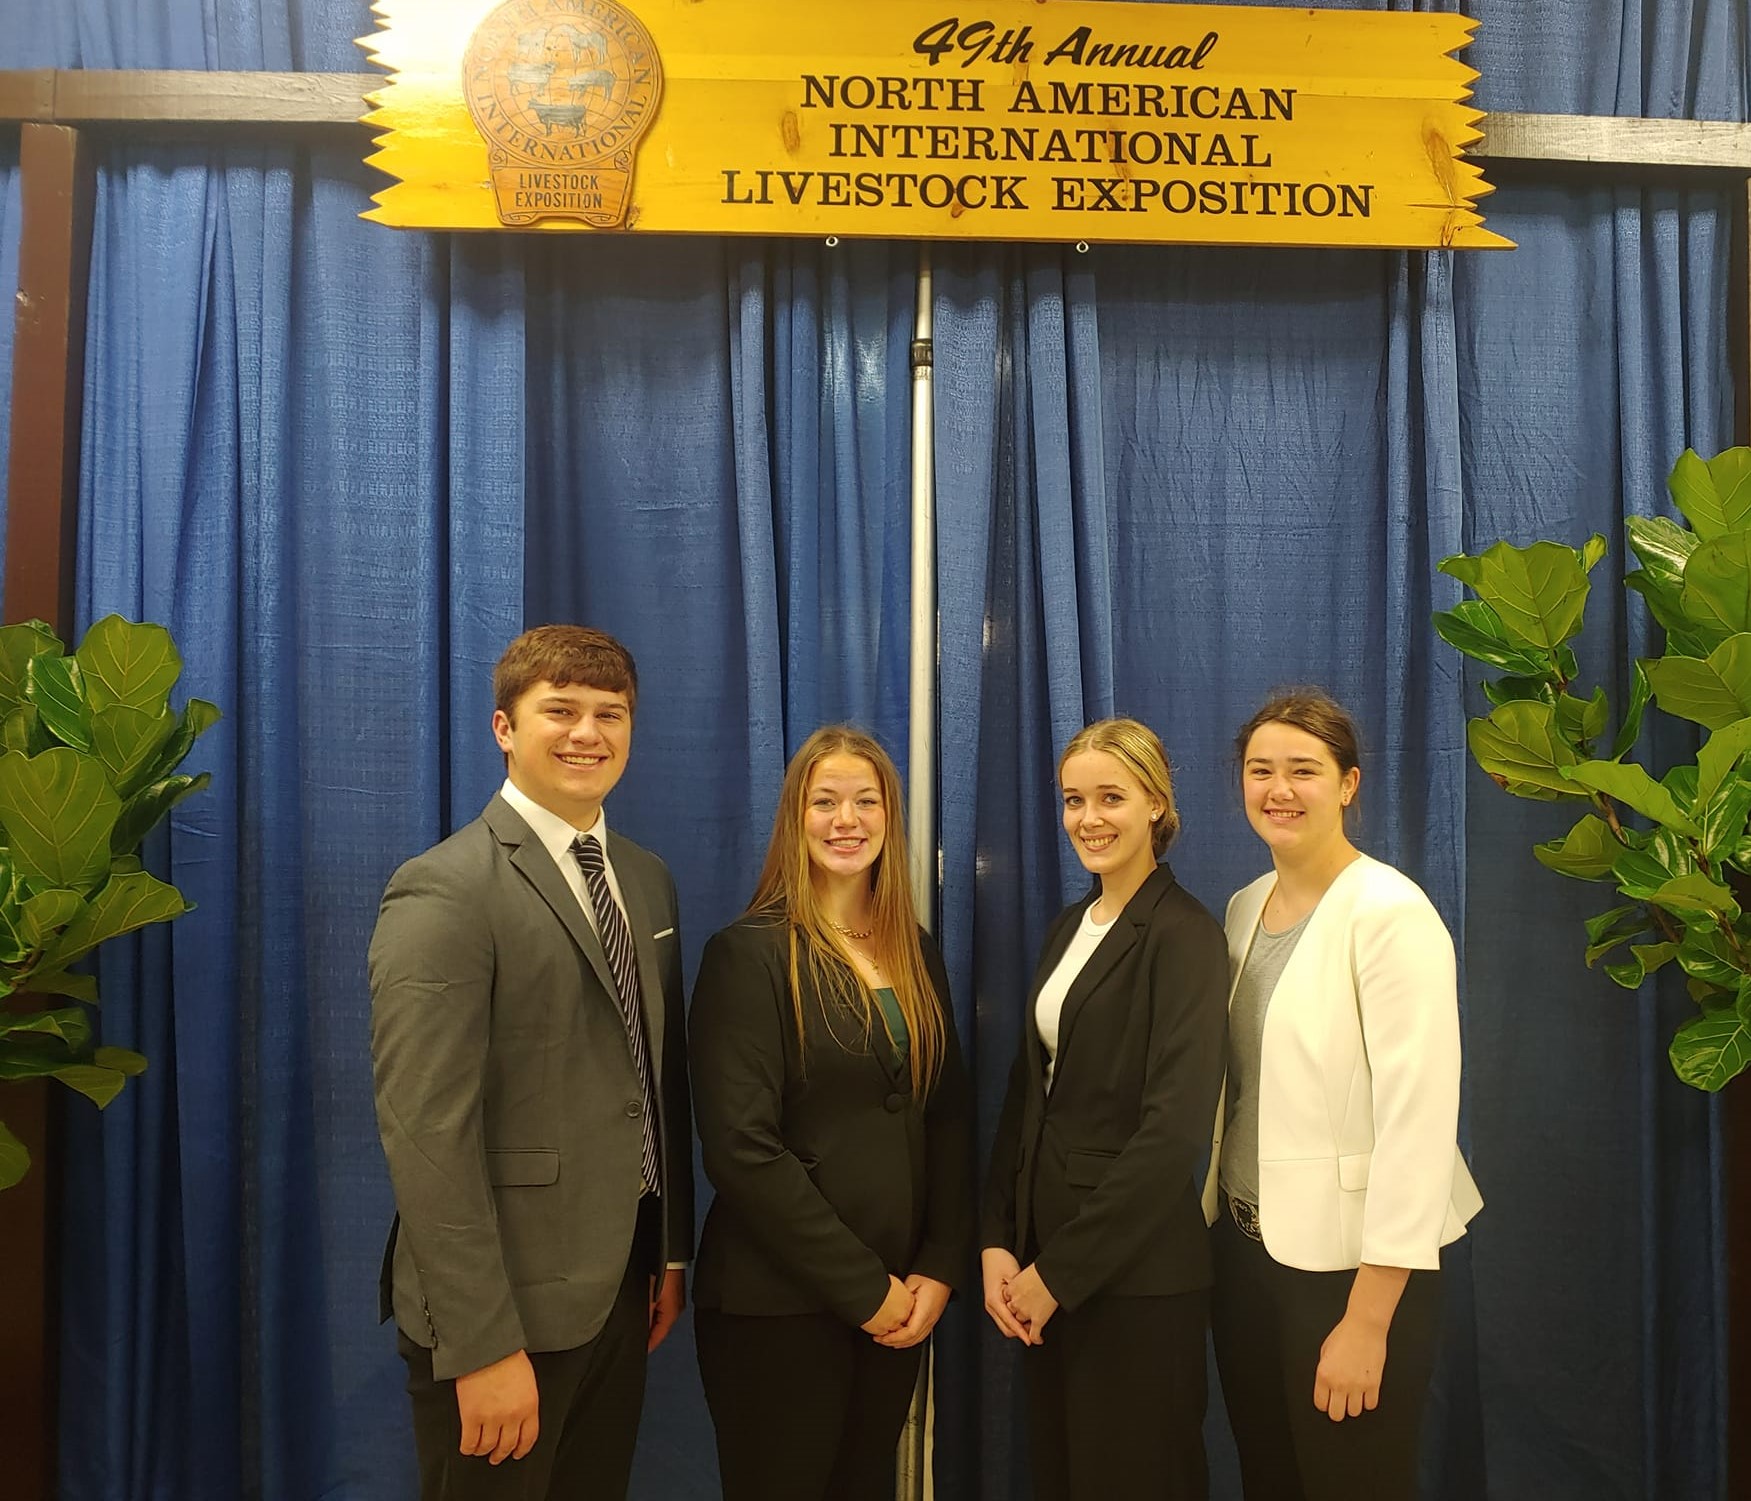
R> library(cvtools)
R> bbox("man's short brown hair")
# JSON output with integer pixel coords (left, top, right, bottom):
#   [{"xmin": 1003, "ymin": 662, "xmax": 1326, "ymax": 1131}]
[{"xmin": 493, "ymin": 625, "xmax": 638, "ymax": 718}]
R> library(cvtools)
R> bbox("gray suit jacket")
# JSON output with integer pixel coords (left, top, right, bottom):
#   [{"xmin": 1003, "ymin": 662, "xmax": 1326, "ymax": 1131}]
[{"xmin": 369, "ymin": 793, "xmax": 693, "ymax": 1381}]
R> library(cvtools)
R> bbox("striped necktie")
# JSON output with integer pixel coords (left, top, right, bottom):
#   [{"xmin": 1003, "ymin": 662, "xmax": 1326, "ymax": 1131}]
[{"xmin": 572, "ymin": 834, "xmax": 661, "ymax": 1195}]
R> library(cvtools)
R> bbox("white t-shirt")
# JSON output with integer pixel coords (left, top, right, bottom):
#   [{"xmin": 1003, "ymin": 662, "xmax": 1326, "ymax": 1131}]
[{"xmin": 1035, "ymin": 902, "xmax": 1119, "ymax": 1090}]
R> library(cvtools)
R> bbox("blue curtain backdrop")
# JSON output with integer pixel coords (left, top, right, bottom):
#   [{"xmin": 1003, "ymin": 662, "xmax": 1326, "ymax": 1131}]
[{"xmin": 0, "ymin": 0, "xmax": 1746, "ymax": 1498}]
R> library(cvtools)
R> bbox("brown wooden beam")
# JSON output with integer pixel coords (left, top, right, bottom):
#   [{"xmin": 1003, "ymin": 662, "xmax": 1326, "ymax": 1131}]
[
  {"xmin": 1, "ymin": 71, "xmax": 1750, "ymax": 172},
  {"xmin": 5, "ymin": 123, "xmax": 92, "ymax": 634},
  {"xmin": 1477, "ymin": 112, "xmax": 1751, "ymax": 169},
  {"xmin": 51, "ymin": 68, "xmax": 372, "ymax": 125},
  {"xmin": 2, "ymin": 118, "xmax": 95, "ymax": 1501},
  {"xmin": 0, "ymin": 70, "xmax": 54, "ymax": 123}
]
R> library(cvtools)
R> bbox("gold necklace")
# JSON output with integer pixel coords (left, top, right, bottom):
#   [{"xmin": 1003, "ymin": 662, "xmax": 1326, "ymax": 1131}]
[{"xmin": 828, "ymin": 918, "xmax": 874, "ymax": 941}]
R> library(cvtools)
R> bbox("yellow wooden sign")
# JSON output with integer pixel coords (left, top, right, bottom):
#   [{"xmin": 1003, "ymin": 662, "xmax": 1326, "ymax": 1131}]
[{"xmin": 361, "ymin": 0, "xmax": 1510, "ymax": 250}]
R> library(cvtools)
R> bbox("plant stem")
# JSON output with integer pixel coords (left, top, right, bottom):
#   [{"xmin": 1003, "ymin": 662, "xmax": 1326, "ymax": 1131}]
[{"xmin": 1594, "ymin": 793, "xmax": 1631, "ymax": 845}]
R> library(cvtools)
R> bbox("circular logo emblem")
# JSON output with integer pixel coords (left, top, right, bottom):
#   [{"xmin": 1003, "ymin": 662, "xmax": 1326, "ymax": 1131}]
[{"xmin": 464, "ymin": 0, "xmax": 663, "ymax": 226}]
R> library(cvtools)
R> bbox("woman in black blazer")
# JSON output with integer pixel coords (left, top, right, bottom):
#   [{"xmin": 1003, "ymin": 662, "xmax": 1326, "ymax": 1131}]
[
  {"xmin": 690, "ymin": 725, "xmax": 971, "ymax": 1501},
  {"xmin": 982, "ymin": 718, "xmax": 1228, "ymax": 1500}
]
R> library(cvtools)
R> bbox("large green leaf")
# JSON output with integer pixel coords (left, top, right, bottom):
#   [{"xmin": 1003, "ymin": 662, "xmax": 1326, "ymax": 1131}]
[
  {"xmin": 1584, "ymin": 906, "xmax": 1650, "ymax": 965},
  {"xmin": 1680, "ymin": 532, "xmax": 1751, "ymax": 638},
  {"xmin": 1431, "ymin": 601, "xmax": 1553, "ymax": 676},
  {"xmin": 1562, "ymin": 760, "xmax": 1700, "ymax": 835},
  {"xmin": 90, "ymin": 704, "xmax": 177, "ymax": 799},
  {"xmin": 0, "ymin": 1034, "xmax": 76, "ymax": 1078},
  {"xmin": 1643, "ymin": 634, "xmax": 1751, "ymax": 728},
  {"xmin": 0, "ymin": 750, "xmax": 120, "ymax": 892},
  {"xmin": 43, "ymin": 869, "xmax": 189, "ymax": 972},
  {"xmin": 136, "ymin": 698, "xmax": 220, "ymax": 789},
  {"xmin": 1697, "ymin": 716, "xmax": 1751, "ymax": 805},
  {"xmin": 26, "ymin": 654, "xmax": 92, "ymax": 752},
  {"xmin": 1584, "ymin": 902, "xmax": 1644, "ymax": 947},
  {"xmin": 0, "ymin": 1007, "xmax": 90, "ymax": 1050},
  {"xmin": 1444, "ymin": 540, "xmax": 1591, "ymax": 649},
  {"xmin": 1696, "ymin": 761, "xmax": 1751, "ymax": 864},
  {"xmin": 1670, "ymin": 994, "xmax": 1751, "ymax": 1091},
  {"xmin": 1624, "ymin": 514, "xmax": 1708, "ymax": 651},
  {"xmin": 0, "ymin": 621, "xmax": 62, "ymax": 718},
  {"xmin": 0, "ymin": 1120, "xmax": 29, "ymax": 1189},
  {"xmin": 75, "ymin": 616, "xmax": 183, "ymax": 713},
  {"xmin": 1627, "ymin": 513, "xmax": 1699, "ymax": 582},
  {"xmin": 1675, "ymin": 929, "xmax": 1744, "ymax": 989},
  {"xmin": 0, "ymin": 705, "xmax": 41, "ymax": 756},
  {"xmin": 1610, "ymin": 661, "xmax": 1653, "ymax": 761},
  {"xmin": 1647, "ymin": 873, "xmax": 1740, "ymax": 925},
  {"xmin": 111, "ymin": 772, "xmax": 212, "ymax": 858},
  {"xmin": 1555, "ymin": 688, "xmax": 1610, "ymax": 745},
  {"xmin": 1612, "ymin": 828, "xmax": 1697, "ymax": 901},
  {"xmin": 19, "ymin": 888, "xmax": 82, "ymax": 947},
  {"xmin": 51, "ymin": 1062, "xmax": 130, "ymax": 1109},
  {"xmin": 1482, "ymin": 676, "xmax": 1551, "ymax": 708},
  {"xmin": 0, "ymin": 875, "xmax": 26, "ymax": 965},
  {"xmin": 1627, "ymin": 571, "xmax": 1721, "ymax": 656},
  {"xmin": 1533, "ymin": 814, "xmax": 1619, "ymax": 880},
  {"xmin": 1439, "ymin": 553, "xmax": 1483, "ymax": 588},
  {"xmin": 1605, "ymin": 942, "xmax": 1679, "ymax": 989},
  {"xmin": 23, "ymin": 969, "xmax": 98, "ymax": 1004},
  {"xmin": 1467, "ymin": 701, "xmax": 1584, "ymax": 801},
  {"xmin": 1668, "ymin": 447, "xmax": 1751, "ymax": 541},
  {"xmin": 94, "ymin": 1046, "xmax": 146, "ymax": 1076}
]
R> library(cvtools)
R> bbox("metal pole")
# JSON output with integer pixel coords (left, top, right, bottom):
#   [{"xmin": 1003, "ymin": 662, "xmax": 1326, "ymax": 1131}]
[
  {"xmin": 906, "ymin": 244, "xmax": 937, "ymax": 926},
  {"xmin": 897, "ymin": 242, "xmax": 936, "ymax": 1501}
]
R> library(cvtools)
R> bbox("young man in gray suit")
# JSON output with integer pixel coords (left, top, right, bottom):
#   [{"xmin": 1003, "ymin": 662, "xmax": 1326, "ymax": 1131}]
[{"xmin": 370, "ymin": 625, "xmax": 692, "ymax": 1499}]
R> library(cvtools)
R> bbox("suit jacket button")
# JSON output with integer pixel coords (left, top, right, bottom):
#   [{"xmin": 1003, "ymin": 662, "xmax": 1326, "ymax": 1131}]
[
  {"xmin": 884, "ymin": 1092, "xmax": 905, "ymax": 1113},
  {"xmin": 625, "ymin": 1100, "xmax": 643, "ymax": 1118}
]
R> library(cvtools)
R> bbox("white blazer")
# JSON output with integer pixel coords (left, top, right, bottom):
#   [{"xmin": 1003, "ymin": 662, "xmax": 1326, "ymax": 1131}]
[{"xmin": 1201, "ymin": 855, "xmax": 1482, "ymax": 1272}]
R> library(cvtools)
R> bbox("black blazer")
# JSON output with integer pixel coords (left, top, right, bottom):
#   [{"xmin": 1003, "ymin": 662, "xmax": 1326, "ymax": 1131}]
[
  {"xmin": 690, "ymin": 916, "xmax": 972, "ymax": 1326},
  {"xmin": 981, "ymin": 863, "xmax": 1227, "ymax": 1311}
]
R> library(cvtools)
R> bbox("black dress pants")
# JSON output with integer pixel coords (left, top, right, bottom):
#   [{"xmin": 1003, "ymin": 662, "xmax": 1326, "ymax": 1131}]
[
  {"xmin": 1023, "ymin": 1288, "xmax": 1211, "ymax": 1501},
  {"xmin": 694, "ymin": 1307, "xmax": 923, "ymax": 1501},
  {"xmin": 1211, "ymin": 1211, "xmax": 1443, "ymax": 1501},
  {"xmin": 398, "ymin": 1197, "xmax": 659, "ymax": 1501}
]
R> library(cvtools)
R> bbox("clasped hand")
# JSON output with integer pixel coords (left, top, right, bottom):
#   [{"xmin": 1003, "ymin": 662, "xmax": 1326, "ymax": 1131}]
[
  {"xmin": 861, "ymin": 1273, "xmax": 952, "ymax": 1349},
  {"xmin": 980, "ymin": 1248, "xmax": 1058, "ymax": 1344}
]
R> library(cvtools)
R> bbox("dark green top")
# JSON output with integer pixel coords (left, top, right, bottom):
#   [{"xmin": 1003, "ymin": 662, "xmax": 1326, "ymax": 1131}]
[{"xmin": 873, "ymin": 986, "xmax": 909, "ymax": 1062}]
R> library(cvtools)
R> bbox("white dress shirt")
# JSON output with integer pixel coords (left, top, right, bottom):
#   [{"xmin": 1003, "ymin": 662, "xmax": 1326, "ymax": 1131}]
[
  {"xmin": 1035, "ymin": 902, "xmax": 1118, "ymax": 1090},
  {"xmin": 499, "ymin": 778, "xmax": 629, "ymax": 934}
]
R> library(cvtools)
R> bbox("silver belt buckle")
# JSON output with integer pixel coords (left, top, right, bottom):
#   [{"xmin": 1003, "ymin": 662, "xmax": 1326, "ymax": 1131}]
[{"xmin": 1228, "ymin": 1195, "xmax": 1263, "ymax": 1242}]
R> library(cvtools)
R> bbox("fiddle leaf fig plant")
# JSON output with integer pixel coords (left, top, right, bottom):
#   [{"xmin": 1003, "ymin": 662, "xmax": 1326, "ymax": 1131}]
[
  {"xmin": 1436, "ymin": 445, "xmax": 1751, "ymax": 1092},
  {"xmin": 0, "ymin": 615, "xmax": 219, "ymax": 1187}
]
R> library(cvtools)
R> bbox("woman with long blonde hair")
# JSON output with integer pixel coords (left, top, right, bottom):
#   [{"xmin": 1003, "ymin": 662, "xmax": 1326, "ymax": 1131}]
[
  {"xmin": 690, "ymin": 725, "xmax": 970, "ymax": 1501},
  {"xmin": 982, "ymin": 717, "xmax": 1228, "ymax": 1499}
]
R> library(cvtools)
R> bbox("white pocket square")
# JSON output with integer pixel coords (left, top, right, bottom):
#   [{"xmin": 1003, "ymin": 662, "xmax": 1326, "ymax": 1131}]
[{"xmin": 653, "ymin": 927, "xmax": 675, "ymax": 940}]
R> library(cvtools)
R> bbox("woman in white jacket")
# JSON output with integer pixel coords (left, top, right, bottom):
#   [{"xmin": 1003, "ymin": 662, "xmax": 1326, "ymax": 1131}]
[{"xmin": 1207, "ymin": 689, "xmax": 1481, "ymax": 1501}]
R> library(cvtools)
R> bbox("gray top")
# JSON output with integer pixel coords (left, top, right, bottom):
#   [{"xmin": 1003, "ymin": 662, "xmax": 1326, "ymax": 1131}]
[{"xmin": 1218, "ymin": 906, "xmax": 1312, "ymax": 1206}]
